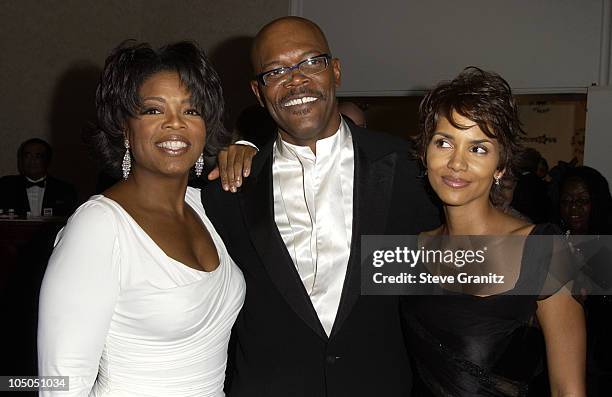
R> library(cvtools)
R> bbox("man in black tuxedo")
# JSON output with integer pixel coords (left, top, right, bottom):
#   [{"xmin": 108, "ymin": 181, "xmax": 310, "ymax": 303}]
[
  {"xmin": 0, "ymin": 138, "xmax": 77, "ymax": 217},
  {"xmin": 203, "ymin": 16, "xmax": 439, "ymax": 396}
]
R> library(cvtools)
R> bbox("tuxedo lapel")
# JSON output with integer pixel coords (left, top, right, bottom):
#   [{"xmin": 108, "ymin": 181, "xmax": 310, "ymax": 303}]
[
  {"xmin": 19, "ymin": 176, "xmax": 31, "ymax": 212},
  {"xmin": 239, "ymin": 147, "xmax": 328, "ymax": 340},
  {"xmin": 330, "ymin": 128, "xmax": 396, "ymax": 338}
]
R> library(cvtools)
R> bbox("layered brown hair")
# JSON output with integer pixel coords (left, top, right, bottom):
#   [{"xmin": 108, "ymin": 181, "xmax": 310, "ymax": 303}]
[{"xmin": 416, "ymin": 67, "xmax": 525, "ymax": 177}]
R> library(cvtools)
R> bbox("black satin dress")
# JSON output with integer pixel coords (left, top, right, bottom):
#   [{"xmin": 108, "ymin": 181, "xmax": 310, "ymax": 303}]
[{"xmin": 402, "ymin": 224, "xmax": 563, "ymax": 397}]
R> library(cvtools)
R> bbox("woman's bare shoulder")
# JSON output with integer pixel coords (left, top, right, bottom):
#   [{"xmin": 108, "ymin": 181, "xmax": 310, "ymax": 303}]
[{"xmin": 507, "ymin": 219, "xmax": 535, "ymax": 236}]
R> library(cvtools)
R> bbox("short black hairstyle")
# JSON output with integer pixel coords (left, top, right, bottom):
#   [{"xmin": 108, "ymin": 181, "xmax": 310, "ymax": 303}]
[
  {"xmin": 86, "ymin": 40, "xmax": 230, "ymax": 177},
  {"xmin": 416, "ymin": 67, "xmax": 525, "ymax": 177},
  {"xmin": 18, "ymin": 138, "xmax": 53, "ymax": 162},
  {"xmin": 559, "ymin": 166, "xmax": 612, "ymax": 234}
]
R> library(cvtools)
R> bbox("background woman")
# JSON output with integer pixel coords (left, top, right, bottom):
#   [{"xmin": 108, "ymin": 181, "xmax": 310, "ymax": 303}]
[
  {"xmin": 557, "ymin": 166, "xmax": 612, "ymax": 236},
  {"xmin": 556, "ymin": 166, "xmax": 612, "ymax": 396},
  {"xmin": 38, "ymin": 41, "xmax": 245, "ymax": 396},
  {"xmin": 405, "ymin": 67, "xmax": 586, "ymax": 396}
]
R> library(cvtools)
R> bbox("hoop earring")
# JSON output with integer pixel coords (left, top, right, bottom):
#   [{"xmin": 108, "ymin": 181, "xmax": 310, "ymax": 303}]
[
  {"xmin": 122, "ymin": 138, "xmax": 131, "ymax": 180},
  {"xmin": 194, "ymin": 153, "xmax": 204, "ymax": 177}
]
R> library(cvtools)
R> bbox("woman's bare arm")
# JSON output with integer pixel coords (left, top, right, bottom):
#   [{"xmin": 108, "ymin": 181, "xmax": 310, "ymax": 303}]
[{"xmin": 537, "ymin": 287, "xmax": 586, "ymax": 397}]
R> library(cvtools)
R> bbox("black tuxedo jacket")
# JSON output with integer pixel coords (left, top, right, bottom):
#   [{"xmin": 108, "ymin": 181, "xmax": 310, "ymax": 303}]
[
  {"xmin": 0, "ymin": 175, "xmax": 77, "ymax": 217},
  {"xmin": 203, "ymin": 124, "xmax": 440, "ymax": 397}
]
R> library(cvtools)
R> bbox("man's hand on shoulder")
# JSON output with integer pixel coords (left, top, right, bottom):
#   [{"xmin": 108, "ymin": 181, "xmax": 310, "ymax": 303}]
[{"xmin": 207, "ymin": 142, "xmax": 258, "ymax": 192}]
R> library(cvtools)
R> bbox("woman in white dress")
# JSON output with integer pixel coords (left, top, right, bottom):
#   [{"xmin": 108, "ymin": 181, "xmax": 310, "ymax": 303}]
[{"xmin": 38, "ymin": 41, "xmax": 245, "ymax": 396}]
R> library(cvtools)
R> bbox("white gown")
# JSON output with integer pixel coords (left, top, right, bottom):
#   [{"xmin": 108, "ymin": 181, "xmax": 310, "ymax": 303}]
[{"xmin": 38, "ymin": 187, "xmax": 245, "ymax": 397}]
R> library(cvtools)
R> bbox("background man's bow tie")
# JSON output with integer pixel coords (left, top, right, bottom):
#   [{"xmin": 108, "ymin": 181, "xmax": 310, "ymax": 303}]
[{"xmin": 25, "ymin": 179, "xmax": 46, "ymax": 188}]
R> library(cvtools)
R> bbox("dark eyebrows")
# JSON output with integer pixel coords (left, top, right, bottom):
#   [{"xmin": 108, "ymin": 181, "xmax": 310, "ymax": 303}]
[
  {"xmin": 259, "ymin": 61, "xmax": 281, "ymax": 72},
  {"xmin": 470, "ymin": 138, "xmax": 494, "ymax": 145},
  {"xmin": 432, "ymin": 132, "xmax": 494, "ymax": 145},
  {"xmin": 260, "ymin": 51, "xmax": 324, "ymax": 71}
]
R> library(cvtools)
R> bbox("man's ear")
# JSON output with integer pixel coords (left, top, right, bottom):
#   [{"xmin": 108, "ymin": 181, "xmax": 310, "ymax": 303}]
[
  {"xmin": 332, "ymin": 58, "xmax": 341, "ymax": 88},
  {"xmin": 250, "ymin": 80, "xmax": 265, "ymax": 107}
]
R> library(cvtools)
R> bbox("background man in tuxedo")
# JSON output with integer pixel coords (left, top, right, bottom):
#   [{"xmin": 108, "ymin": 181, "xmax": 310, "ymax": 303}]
[
  {"xmin": 0, "ymin": 138, "xmax": 77, "ymax": 217},
  {"xmin": 204, "ymin": 16, "xmax": 439, "ymax": 396}
]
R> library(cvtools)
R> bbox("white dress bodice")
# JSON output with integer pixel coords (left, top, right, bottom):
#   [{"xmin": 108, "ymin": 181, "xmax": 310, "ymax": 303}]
[{"xmin": 38, "ymin": 187, "xmax": 245, "ymax": 397}]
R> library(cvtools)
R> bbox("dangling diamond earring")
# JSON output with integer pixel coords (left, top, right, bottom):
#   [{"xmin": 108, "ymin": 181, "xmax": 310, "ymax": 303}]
[
  {"xmin": 122, "ymin": 138, "xmax": 131, "ymax": 180},
  {"xmin": 194, "ymin": 153, "xmax": 204, "ymax": 177},
  {"xmin": 494, "ymin": 175, "xmax": 501, "ymax": 186}
]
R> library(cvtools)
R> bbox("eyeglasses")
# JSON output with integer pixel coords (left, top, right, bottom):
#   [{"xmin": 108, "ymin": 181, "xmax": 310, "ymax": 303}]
[{"xmin": 256, "ymin": 54, "xmax": 332, "ymax": 86}]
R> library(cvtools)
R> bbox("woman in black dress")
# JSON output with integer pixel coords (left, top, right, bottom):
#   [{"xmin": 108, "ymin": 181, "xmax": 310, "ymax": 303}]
[
  {"xmin": 556, "ymin": 166, "xmax": 612, "ymax": 395},
  {"xmin": 404, "ymin": 67, "xmax": 586, "ymax": 396}
]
